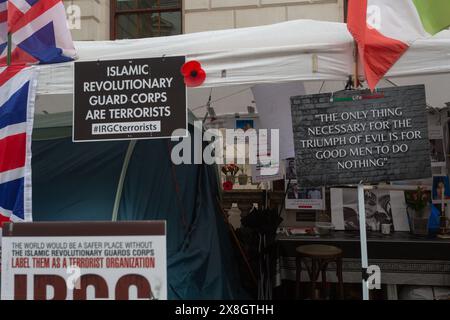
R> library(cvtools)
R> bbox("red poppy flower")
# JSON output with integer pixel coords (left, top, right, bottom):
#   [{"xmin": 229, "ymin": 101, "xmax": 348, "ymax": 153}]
[
  {"xmin": 181, "ymin": 60, "xmax": 206, "ymax": 87},
  {"xmin": 223, "ymin": 181, "xmax": 233, "ymax": 191}
]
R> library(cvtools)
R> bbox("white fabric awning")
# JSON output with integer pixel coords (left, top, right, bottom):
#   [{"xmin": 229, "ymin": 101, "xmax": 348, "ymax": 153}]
[
  {"xmin": 33, "ymin": 19, "xmax": 450, "ymax": 122},
  {"xmin": 35, "ymin": 19, "xmax": 450, "ymax": 96},
  {"xmin": 35, "ymin": 20, "xmax": 354, "ymax": 95}
]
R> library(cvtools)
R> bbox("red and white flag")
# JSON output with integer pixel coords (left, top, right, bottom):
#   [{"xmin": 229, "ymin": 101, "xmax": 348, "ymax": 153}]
[{"xmin": 347, "ymin": 0, "xmax": 450, "ymax": 90}]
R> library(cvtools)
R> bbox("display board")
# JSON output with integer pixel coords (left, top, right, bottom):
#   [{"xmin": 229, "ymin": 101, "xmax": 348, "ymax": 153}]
[
  {"xmin": 291, "ymin": 85, "xmax": 432, "ymax": 187},
  {"xmin": 1, "ymin": 221, "xmax": 167, "ymax": 300},
  {"xmin": 73, "ymin": 57, "xmax": 187, "ymax": 142}
]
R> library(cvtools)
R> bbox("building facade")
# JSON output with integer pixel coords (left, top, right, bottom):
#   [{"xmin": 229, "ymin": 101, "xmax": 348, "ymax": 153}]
[{"xmin": 65, "ymin": 0, "xmax": 345, "ymax": 41}]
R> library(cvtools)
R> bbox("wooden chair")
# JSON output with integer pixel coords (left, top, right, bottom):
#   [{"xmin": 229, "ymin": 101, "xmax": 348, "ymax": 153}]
[{"xmin": 295, "ymin": 244, "xmax": 344, "ymax": 300}]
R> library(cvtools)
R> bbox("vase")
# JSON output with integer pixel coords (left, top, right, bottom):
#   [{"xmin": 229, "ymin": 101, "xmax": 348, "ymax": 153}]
[
  {"xmin": 227, "ymin": 204, "xmax": 242, "ymax": 230},
  {"xmin": 407, "ymin": 205, "xmax": 431, "ymax": 236},
  {"xmin": 238, "ymin": 174, "xmax": 248, "ymax": 185},
  {"xmin": 225, "ymin": 175, "xmax": 236, "ymax": 184}
]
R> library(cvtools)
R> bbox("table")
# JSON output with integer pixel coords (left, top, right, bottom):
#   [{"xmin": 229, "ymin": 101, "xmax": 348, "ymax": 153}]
[
  {"xmin": 221, "ymin": 190, "xmax": 285, "ymax": 216},
  {"xmin": 276, "ymin": 231, "xmax": 450, "ymax": 299}
]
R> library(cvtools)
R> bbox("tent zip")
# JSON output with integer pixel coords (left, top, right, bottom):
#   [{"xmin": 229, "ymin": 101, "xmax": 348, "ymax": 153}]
[{"xmin": 111, "ymin": 140, "xmax": 137, "ymax": 221}]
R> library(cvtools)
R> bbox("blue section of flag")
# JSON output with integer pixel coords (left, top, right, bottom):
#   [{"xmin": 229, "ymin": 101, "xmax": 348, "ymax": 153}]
[
  {"xmin": 0, "ymin": 178, "xmax": 25, "ymax": 220},
  {"xmin": 26, "ymin": 0, "xmax": 39, "ymax": 5},
  {"xmin": 17, "ymin": 22, "xmax": 73, "ymax": 64},
  {"xmin": 0, "ymin": 42, "xmax": 7, "ymax": 54},
  {"xmin": 0, "ymin": 82, "xmax": 29, "ymax": 130}
]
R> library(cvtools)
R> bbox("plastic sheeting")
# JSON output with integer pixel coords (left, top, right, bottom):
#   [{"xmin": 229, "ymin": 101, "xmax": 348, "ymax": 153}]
[
  {"xmin": 34, "ymin": 19, "xmax": 450, "ymax": 96},
  {"xmin": 120, "ymin": 141, "xmax": 243, "ymax": 298},
  {"xmin": 31, "ymin": 133, "xmax": 247, "ymax": 300},
  {"xmin": 32, "ymin": 139, "xmax": 128, "ymax": 221}
]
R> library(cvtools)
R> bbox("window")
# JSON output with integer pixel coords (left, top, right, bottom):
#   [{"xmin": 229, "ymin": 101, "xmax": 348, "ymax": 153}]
[{"xmin": 111, "ymin": 0, "xmax": 182, "ymax": 40}]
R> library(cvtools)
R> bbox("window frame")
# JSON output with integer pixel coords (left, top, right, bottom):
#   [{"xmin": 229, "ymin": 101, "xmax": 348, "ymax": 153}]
[
  {"xmin": 110, "ymin": 0, "xmax": 183, "ymax": 40},
  {"xmin": 343, "ymin": 0, "xmax": 348, "ymax": 23}
]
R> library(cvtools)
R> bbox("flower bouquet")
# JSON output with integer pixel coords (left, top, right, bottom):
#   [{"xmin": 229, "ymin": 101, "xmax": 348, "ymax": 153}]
[
  {"xmin": 405, "ymin": 187, "xmax": 431, "ymax": 236},
  {"xmin": 222, "ymin": 164, "xmax": 239, "ymax": 184}
]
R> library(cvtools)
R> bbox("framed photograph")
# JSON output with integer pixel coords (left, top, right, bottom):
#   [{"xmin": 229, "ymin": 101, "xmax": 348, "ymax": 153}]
[
  {"xmin": 331, "ymin": 188, "xmax": 410, "ymax": 232},
  {"xmin": 251, "ymin": 158, "xmax": 283, "ymax": 183},
  {"xmin": 285, "ymin": 180, "xmax": 325, "ymax": 210},
  {"xmin": 285, "ymin": 158, "xmax": 297, "ymax": 180},
  {"xmin": 235, "ymin": 119, "xmax": 254, "ymax": 131},
  {"xmin": 432, "ymin": 175, "xmax": 450, "ymax": 203},
  {"xmin": 428, "ymin": 124, "xmax": 446, "ymax": 167},
  {"xmin": 430, "ymin": 138, "xmax": 446, "ymax": 167}
]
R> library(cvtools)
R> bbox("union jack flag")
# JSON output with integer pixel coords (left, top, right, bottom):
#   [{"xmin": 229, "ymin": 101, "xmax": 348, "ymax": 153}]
[
  {"xmin": 0, "ymin": 0, "xmax": 76, "ymax": 65},
  {"xmin": 0, "ymin": 0, "xmax": 6, "ymax": 57},
  {"xmin": 0, "ymin": 65, "xmax": 35, "ymax": 225},
  {"xmin": 0, "ymin": 0, "xmax": 76, "ymax": 226}
]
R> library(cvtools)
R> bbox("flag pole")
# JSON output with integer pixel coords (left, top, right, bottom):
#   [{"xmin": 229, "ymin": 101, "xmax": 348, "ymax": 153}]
[
  {"xmin": 7, "ymin": 32, "xmax": 11, "ymax": 66},
  {"xmin": 353, "ymin": 40, "xmax": 369, "ymax": 299},
  {"xmin": 357, "ymin": 183, "xmax": 370, "ymax": 300},
  {"xmin": 353, "ymin": 41, "xmax": 360, "ymax": 88}
]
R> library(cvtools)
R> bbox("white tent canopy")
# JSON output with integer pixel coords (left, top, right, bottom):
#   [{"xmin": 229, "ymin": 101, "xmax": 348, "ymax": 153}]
[
  {"xmin": 36, "ymin": 20, "xmax": 353, "ymax": 96},
  {"xmin": 33, "ymin": 19, "xmax": 450, "ymax": 123}
]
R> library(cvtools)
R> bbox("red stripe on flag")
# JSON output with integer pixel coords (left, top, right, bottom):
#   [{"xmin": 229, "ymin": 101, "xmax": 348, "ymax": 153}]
[
  {"xmin": 0, "ymin": 10, "xmax": 7, "ymax": 23},
  {"xmin": 347, "ymin": 0, "xmax": 367, "ymax": 45},
  {"xmin": 6, "ymin": 2, "xmax": 24, "ymax": 31},
  {"xmin": 362, "ymin": 27, "xmax": 409, "ymax": 90},
  {"xmin": 347, "ymin": 0, "xmax": 409, "ymax": 90},
  {"xmin": 0, "ymin": 212, "xmax": 10, "ymax": 227},
  {"xmin": 0, "ymin": 47, "xmax": 40, "ymax": 67},
  {"xmin": 0, "ymin": 133, "xmax": 26, "ymax": 173},
  {"xmin": 0, "ymin": 65, "xmax": 27, "ymax": 86},
  {"xmin": 9, "ymin": 0, "xmax": 61, "ymax": 33}
]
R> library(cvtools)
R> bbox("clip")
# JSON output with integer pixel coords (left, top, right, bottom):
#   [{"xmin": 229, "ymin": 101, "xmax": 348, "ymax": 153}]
[{"xmin": 362, "ymin": 268, "xmax": 369, "ymax": 282}]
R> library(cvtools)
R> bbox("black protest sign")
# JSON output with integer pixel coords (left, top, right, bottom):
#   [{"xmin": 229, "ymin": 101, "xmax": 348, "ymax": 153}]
[
  {"xmin": 291, "ymin": 85, "xmax": 431, "ymax": 187},
  {"xmin": 73, "ymin": 57, "xmax": 187, "ymax": 142}
]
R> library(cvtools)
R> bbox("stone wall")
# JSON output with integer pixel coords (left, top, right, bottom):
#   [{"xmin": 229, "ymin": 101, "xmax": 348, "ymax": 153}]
[
  {"xmin": 184, "ymin": 0, "xmax": 345, "ymax": 33},
  {"xmin": 64, "ymin": 0, "xmax": 343, "ymax": 40},
  {"xmin": 63, "ymin": 0, "xmax": 110, "ymax": 41}
]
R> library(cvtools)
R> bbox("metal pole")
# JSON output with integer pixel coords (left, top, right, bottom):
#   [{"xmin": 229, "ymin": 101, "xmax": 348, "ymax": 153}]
[
  {"xmin": 111, "ymin": 141, "xmax": 137, "ymax": 222},
  {"xmin": 357, "ymin": 183, "xmax": 370, "ymax": 300},
  {"xmin": 7, "ymin": 33, "xmax": 11, "ymax": 66}
]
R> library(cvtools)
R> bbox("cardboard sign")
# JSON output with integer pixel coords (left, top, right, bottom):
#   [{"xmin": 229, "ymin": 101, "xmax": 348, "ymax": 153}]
[
  {"xmin": 291, "ymin": 85, "xmax": 432, "ymax": 187},
  {"xmin": 1, "ymin": 221, "xmax": 167, "ymax": 300},
  {"xmin": 73, "ymin": 57, "xmax": 187, "ymax": 142}
]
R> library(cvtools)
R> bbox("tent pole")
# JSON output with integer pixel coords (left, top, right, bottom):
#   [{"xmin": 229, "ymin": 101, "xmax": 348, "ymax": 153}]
[
  {"xmin": 357, "ymin": 183, "xmax": 370, "ymax": 300},
  {"xmin": 111, "ymin": 141, "xmax": 137, "ymax": 222}
]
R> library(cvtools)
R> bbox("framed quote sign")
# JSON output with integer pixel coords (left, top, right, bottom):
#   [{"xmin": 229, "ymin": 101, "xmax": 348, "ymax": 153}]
[{"xmin": 290, "ymin": 85, "xmax": 432, "ymax": 187}]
